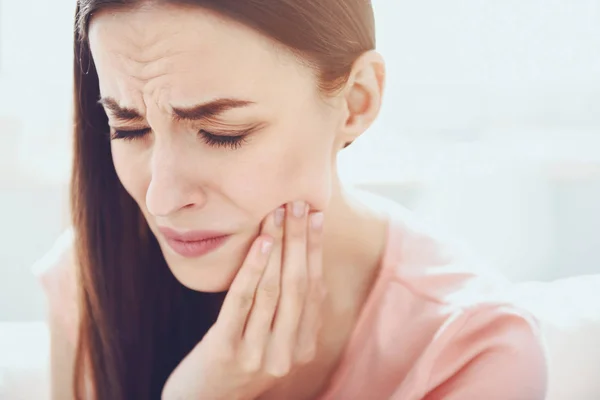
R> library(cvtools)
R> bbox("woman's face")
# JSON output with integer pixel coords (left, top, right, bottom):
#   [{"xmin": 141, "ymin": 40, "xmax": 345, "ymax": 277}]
[{"xmin": 88, "ymin": 4, "xmax": 344, "ymax": 291}]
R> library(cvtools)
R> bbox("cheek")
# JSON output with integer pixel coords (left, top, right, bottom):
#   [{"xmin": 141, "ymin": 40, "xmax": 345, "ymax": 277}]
[
  {"xmin": 111, "ymin": 143, "xmax": 150, "ymax": 206},
  {"xmin": 281, "ymin": 148, "xmax": 333, "ymax": 210},
  {"xmin": 224, "ymin": 127, "xmax": 335, "ymax": 214},
  {"xmin": 279, "ymin": 119, "xmax": 337, "ymax": 210}
]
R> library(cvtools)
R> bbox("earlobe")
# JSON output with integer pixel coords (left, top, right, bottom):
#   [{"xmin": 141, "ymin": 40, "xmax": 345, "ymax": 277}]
[{"xmin": 339, "ymin": 51, "xmax": 386, "ymax": 148}]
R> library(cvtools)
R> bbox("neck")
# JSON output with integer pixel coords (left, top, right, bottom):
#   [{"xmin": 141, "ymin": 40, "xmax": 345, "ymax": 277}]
[
  {"xmin": 319, "ymin": 176, "xmax": 389, "ymax": 319},
  {"xmin": 321, "ymin": 177, "xmax": 388, "ymax": 272}
]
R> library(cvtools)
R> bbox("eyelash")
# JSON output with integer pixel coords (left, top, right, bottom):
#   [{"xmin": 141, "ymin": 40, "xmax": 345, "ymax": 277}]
[
  {"xmin": 199, "ymin": 130, "xmax": 248, "ymax": 150},
  {"xmin": 110, "ymin": 128, "xmax": 249, "ymax": 149}
]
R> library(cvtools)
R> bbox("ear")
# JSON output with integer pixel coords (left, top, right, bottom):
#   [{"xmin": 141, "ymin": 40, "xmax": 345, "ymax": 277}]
[{"xmin": 336, "ymin": 50, "xmax": 386, "ymax": 150}]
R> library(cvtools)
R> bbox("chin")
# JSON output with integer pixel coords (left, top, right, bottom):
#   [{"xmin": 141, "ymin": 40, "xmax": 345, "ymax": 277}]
[
  {"xmin": 160, "ymin": 245, "xmax": 246, "ymax": 293},
  {"xmin": 165, "ymin": 258, "xmax": 239, "ymax": 292}
]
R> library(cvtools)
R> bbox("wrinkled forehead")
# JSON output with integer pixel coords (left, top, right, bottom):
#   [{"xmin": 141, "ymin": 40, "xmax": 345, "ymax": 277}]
[{"xmin": 87, "ymin": 4, "xmax": 314, "ymax": 110}]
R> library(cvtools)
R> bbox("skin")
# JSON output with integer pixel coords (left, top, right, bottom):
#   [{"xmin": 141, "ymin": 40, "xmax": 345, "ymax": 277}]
[
  {"xmin": 53, "ymin": 3, "xmax": 388, "ymax": 399},
  {"xmin": 162, "ymin": 205, "xmax": 327, "ymax": 400}
]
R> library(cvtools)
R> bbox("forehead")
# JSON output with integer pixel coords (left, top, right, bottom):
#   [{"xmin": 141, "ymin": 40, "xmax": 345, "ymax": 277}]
[{"xmin": 87, "ymin": 4, "xmax": 312, "ymax": 108}]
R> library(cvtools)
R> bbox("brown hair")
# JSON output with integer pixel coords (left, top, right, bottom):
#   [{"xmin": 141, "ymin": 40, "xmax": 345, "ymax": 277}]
[{"xmin": 71, "ymin": 1, "xmax": 375, "ymax": 398}]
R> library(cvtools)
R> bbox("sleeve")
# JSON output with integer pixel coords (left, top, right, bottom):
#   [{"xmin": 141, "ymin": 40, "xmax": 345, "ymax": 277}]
[
  {"xmin": 398, "ymin": 305, "xmax": 548, "ymax": 400},
  {"xmin": 32, "ymin": 228, "xmax": 79, "ymax": 344}
]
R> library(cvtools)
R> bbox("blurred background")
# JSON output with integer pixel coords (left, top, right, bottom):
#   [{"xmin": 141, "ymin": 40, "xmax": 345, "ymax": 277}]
[{"xmin": 0, "ymin": 0, "xmax": 599, "ymax": 325}]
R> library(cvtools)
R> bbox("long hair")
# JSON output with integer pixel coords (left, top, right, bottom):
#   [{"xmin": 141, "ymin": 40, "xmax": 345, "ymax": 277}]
[{"xmin": 71, "ymin": 1, "xmax": 375, "ymax": 398}]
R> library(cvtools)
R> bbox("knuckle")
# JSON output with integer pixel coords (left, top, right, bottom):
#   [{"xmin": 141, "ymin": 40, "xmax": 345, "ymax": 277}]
[
  {"xmin": 266, "ymin": 359, "xmax": 291, "ymax": 378},
  {"xmin": 316, "ymin": 281, "xmax": 328, "ymax": 298},
  {"xmin": 258, "ymin": 280, "xmax": 280, "ymax": 301},
  {"xmin": 240, "ymin": 351, "xmax": 262, "ymax": 374},
  {"xmin": 232, "ymin": 289, "xmax": 255, "ymax": 312},
  {"xmin": 238, "ymin": 263, "xmax": 264, "ymax": 287},
  {"xmin": 214, "ymin": 345, "xmax": 237, "ymax": 365},
  {"xmin": 295, "ymin": 345, "xmax": 317, "ymax": 365},
  {"xmin": 283, "ymin": 273, "xmax": 307, "ymax": 294},
  {"xmin": 249, "ymin": 260, "xmax": 266, "ymax": 277},
  {"xmin": 295, "ymin": 283, "xmax": 308, "ymax": 298},
  {"xmin": 308, "ymin": 278, "xmax": 326, "ymax": 300},
  {"xmin": 289, "ymin": 281, "xmax": 308, "ymax": 298}
]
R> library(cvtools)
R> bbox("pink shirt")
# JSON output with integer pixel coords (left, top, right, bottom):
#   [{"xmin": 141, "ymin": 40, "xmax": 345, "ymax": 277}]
[{"xmin": 37, "ymin": 208, "xmax": 547, "ymax": 400}]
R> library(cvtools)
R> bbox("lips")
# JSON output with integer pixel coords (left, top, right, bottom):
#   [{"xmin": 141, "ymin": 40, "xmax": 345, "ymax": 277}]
[{"xmin": 158, "ymin": 227, "xmax": 230, "ymax": 258}]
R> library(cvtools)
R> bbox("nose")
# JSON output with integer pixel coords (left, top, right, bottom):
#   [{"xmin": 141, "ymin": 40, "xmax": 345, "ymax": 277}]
[{"xmin": 145, "ymin": 139, "xmax": 207, "ymax": 217}]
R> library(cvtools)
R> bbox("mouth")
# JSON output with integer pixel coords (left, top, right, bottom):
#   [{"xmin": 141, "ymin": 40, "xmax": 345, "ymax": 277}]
[{"xmin": 158, "ymin": 227, "xmax": 231, "ymax": 258}]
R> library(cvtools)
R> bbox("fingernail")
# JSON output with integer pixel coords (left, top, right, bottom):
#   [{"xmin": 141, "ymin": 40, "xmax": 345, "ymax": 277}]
[
  {"xmin": 292, "ymin": 201, "xmax": 306, "ymax": 218},
  {"xmin": 261, "ymin": 238, "xmax": 273, "ymax": 254},
  {"xmin": 274, "ymin": 207, "xmax": 285, "ymax": 227},
  {"xmin": 310, "ymin": 212, "xmax": 324, "ymax": 230}
]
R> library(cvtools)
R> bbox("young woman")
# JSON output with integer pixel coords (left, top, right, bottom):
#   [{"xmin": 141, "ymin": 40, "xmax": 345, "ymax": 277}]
[{"xmin": 39, "ymin": 1, "xmax": 548, "ymax": 399}]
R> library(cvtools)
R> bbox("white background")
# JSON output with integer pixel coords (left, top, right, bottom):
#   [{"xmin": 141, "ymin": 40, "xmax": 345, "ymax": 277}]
[{"xmin": 1, "ymin": 0, "xmax": 599, "ymax": 321}]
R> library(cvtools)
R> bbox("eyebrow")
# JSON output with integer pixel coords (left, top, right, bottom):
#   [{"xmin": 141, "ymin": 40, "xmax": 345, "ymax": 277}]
[
  {"xmin": 98, "ymin": 97, "xmax": 255, "ymax": 123},
  {"xmin": 98, "ymin": 97, "xmax": 144, "ymax": 122},
  {"xmin": 172, "ymin": 98, "xmax": 255, "ymax": 122}
]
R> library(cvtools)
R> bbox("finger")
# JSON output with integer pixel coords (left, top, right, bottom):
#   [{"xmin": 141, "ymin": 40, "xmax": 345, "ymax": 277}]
[
  {"xmin": 267, "ymin": 201, "xmax": 308, "ymax": 376},
  {"xmin": 241, "ymin": 207, "xmax": 285, "ymax": 371},
  {"xmin": 217, "ymin": 234, "xmax": 274, "ymax": 344},
  {"xmin": 294, "ymin": 211, "xmax": 326, "ymax": 364}
]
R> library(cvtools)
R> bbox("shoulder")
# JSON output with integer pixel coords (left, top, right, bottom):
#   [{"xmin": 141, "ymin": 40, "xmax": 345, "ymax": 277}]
[
  {"xmin": 351, "ymin": 189, "xmax": 548, "ymax": 398},
  {"xmin": 32, "ymin": 228, "xmax": 77, "ymax": 299},
  {"xmin": 409, "ymin": 303, "xmax": 548, "ymax": 399},
  {"xmin": 32, "ymin": 228, "xmax": 79, "ymax": 342},
  {"xmin": 358, "ymin": 186, "xmax": 513, "ymax": 311}
]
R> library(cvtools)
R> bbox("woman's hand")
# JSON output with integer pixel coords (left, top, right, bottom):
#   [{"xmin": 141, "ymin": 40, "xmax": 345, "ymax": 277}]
[{"xmin": 162, "ymin": 201, "xmax": 326, "ymax": 400}]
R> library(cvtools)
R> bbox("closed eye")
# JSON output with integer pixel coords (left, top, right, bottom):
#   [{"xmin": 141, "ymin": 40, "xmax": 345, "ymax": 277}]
[
  {"xmin": 199, "ymin": 129, "xmax": 248, "ymax": 150},
  {"xmin": 109, "ymin": 127, "xmax": 251, "ymax": 150},
  {"xmin": 110, "ymin": 128, "xmax": 151, "ymax": 141}
]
